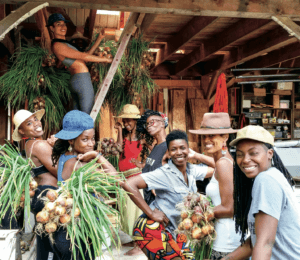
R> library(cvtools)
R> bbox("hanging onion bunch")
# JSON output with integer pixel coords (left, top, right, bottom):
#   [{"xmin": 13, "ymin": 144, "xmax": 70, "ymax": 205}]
[
  {"xmin": 99, "ymin": 138, "xmax": 123, "ymax": 157},
  {"xmin": 176, "ymin": 192, "xmax": 216, "ymax": 260},
  {"xmin": 0, "ymin": 144, "xmax": 36, "ymax": 226},
  {"xmin": 36, "ymin": 159, "xmax": 125, "ymax": 259},
  {"xmin": 32, "ymin": 96, "xmax": 46, "ymax": 111},
  {"xmin": 140, "ymin": 52, "xmax": 155, "ymax": 70},
  {"xmin": 42, "ymin": 53, "xmax": 57, "ymax": 67}
]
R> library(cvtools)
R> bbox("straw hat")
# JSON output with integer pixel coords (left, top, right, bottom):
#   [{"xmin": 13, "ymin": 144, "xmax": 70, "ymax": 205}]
[
  {"xmin": 69, "ymin": 31, "xmax": 89, "ymax": 42},
  {"xmin": 12, "ymin": 109, "xmax": 45, "ymax": 141},
  {"xmin": 114, "ymin": 104, "xmax": 141, "ymax": 119},
  {"xmin": 189, "ymin": 113, "xmax": 238, "ymax": 135},
  {"xmin": 229, "ymin": 125, "xmax": 274, "ymax": 147}
]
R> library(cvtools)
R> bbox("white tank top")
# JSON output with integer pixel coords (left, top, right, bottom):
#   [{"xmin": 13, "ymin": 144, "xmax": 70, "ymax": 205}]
[{"xmin": 205, "ymin": 157, "xmax": 241, "ymax": 252}]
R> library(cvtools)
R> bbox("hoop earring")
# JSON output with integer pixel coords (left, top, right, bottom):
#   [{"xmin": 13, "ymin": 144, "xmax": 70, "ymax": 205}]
[
  {"xmin": 68, "ymin": 145, "xmax": 72, "ymax": 152},
  {"xmin": 221, "ymin": 144, "xmax": 227, "ymax": 156}
]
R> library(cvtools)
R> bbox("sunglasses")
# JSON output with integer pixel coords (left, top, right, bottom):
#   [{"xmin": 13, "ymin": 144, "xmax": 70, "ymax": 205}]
[{"xmin": 143, "ymin": 119, "xmax": 164, "ymax": 129}]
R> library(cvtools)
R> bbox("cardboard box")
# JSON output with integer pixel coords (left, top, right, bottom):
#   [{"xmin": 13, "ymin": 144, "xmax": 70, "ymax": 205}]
[
  {"xmin": 294, "ymin": 129, "xmax": 300, "ymax": 138},
  {"xmin": 276, "ymin": 82, "xmax": 293, "ymax": 90},
  {"xmin": 280, "ymin": 100, "xmax": 290, "ymax": 108},
  {"xmin": 296, "ymin": 102, "xmax": 300, "ymax": 109},
  {"xmin": 271, "ymin": 89, "xmax": 292, "ymax": 95},
  {"xmin": 243, "ymin": 100, "xmax": 251, "ymax": 108},
  {"xmin": 273, "ymin": 95, "xmax": 280, "ymax": 108},
  {"xmin": 253, "ymin": 87, "xmax": 266, "ymax": 96}
]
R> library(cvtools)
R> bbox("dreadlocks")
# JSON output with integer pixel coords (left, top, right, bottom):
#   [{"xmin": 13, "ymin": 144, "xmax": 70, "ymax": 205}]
[
  {"xmin": 233, "ymin": 142, "xmax": 295, "ymax": 243},
  {"xmin": 136, "ymin": 110, "xmax": 161, "ymax": 162},
  {"xmin": 120, "ymin": 119, "xmax": 140, "ymax": 160}
]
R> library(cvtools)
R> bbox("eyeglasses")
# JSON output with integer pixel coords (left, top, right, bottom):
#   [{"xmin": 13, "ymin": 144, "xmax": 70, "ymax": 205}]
[{"xmin": 143, "ymin": 119, "xmax": 164, "ymax": 129}]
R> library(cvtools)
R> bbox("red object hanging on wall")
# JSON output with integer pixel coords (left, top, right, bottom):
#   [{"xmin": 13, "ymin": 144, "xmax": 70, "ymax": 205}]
[{"xmin": 213, "ymin": 73, "xmax": 228, "ymax": 113}]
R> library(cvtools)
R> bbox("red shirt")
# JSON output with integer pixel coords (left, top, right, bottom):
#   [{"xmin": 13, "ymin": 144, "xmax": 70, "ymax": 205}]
[{"xmin": 118, "ymin": 138, "xmax": 142, "ymax": 172}]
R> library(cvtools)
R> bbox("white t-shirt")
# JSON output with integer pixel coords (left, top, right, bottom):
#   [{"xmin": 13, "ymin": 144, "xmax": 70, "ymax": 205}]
[{"xmin": 248, "ymin": 167, "xmax": 300, "ymax": 259}]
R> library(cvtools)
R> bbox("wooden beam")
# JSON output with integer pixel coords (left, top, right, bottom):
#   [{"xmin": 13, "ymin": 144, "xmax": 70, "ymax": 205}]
[
  {"xmin": 272, "ymin": 16, "xmax": 300, "ymax": 41},
  {"xmin": 7, "ymin": 0, "xmax": 300, "ymax": 20},
  {"xmin": 34, "ymin": 9, "xmax": 51, "ymax": 51},
  {"xmin": 90, "ymin": 12, "xmax": 139, "ymax": 120},
  {"xmin": 0, "ymin": 2, "xmax": 49, "ymax": 41},
  {"xmin": 206, "ymin": 70, "xmax": 221, "ymax": 99},
  {"xmin": 200, "ymin": 27, "xmax": 298, "ymax": 75},
  {"xmin": 175, "ymin": 19, "xmax": 273, "ymax": 75},
  {"xmin": 88, "ymin": 9, "xmax": 97, "ymax": 40},
  {"xmin": 155, "ymin": 79, "xmax": 200, "ymax": 89},
  {"xmin": 153, "ymin": 16, "xmax": 218, "ymax": 69},
  {"xmin": 139, "ymin": 13, "xmax": 156, "ymax": 33}
]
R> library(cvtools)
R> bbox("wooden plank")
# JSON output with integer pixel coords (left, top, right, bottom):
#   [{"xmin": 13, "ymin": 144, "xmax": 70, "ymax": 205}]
[
  {"xmin": 34, "ymin": 9, "xmax": 51, "ymax": 51},
  {"xmin": 155, "ymin": 79, "xmax": 201, "ymax": 89},
  {"xmin": 88, "ymin": 9, "xmax": 97, "ymax": 40},
  {"xmin": 272, "ymin": 16, "xmax": 300, "ymax": 41},
  {"xmin": 0, "ymin": 2, "xmax": 49, "ymax": 41},
  {"xmin": 157, "ymin": 91, "xmax": 164, "ymax": 112},
  {"xmin": 90, "ymin": 12, "xmax": 139, "ymax": 121},
  {"xmin": 152, "ymin": 92, "xmax": 158, "ymax": 110},
  {"xmin": 99, "ymin": 106, "xmax": 111, "ymax": 140},
  {"xmin": 153, "ymin": 16, "xmax": 218, "ymax": 69},
  {"xmin": 77, "ymin": 8, "xmax": 84, "ymax": 26},
  {"xmin": 206, "ymin": 70, "xmax": 221, "ymax": 99},
  {"xmin": 175, "ymin": 19, "xmax": 273, "ymax": 75},
  {"xmin": 10, "ymin": 0, "xmax": 300, "ymax": 20},
  {"xmin": 172, "ymin": 89, "xmax": 186, "ymax": 131}
]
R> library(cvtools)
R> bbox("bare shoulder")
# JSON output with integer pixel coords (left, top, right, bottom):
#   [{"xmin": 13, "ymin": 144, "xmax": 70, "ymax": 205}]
[
  {"xmin": 215, "ymin": 157, "xmax": 233, "ymax": 180},
  {"xmin": 33, "ymin": 140, "xmax": 52, "ymax": 153}
]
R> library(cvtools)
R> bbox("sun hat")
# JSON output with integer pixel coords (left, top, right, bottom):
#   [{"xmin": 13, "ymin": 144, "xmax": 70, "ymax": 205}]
[
  {"xmin": 229, "ymin": 125, "xmax": 274, "ymax": 147},
  {"xmin": 12, "ymin": 109, "xmax": 45, "ymax": 142},
  {"xmin": 189, "ymin": 112, "xmax": 238, "ymax": 135},
  {"xmin": 114, "ymin": 104, "xmax": 141, "ymax": 119},
  {"xmin": 69, "ymin": 31, "xmax": 90, "ymax": 43},
  {"xmin": 55, "ymin": 110, "xmax": 94, "ymax": 140},
  {"xmin": 46, "ymin": 13, "xmax": 70, "ymax": 27}
]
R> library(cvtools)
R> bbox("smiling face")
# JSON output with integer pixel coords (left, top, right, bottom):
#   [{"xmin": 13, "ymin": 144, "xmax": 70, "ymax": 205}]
[
  {"xmin": 122, "ymin": 118, "xmax": 137, "ymax": 132},
  {"xmin": 203, "ymin": 134, "xmax": 228, "ymax": 154},
  {"xmin": 69, "ymin": 129, "xmax": 95, "ymax": 154},
  {"xmin": 168, "ymin": 139, "xmax": 189, "ymax": 168},
  {"xmin": 18, "ymin": 115, "xmax": 44, "ymax": 138},
  {"xmin": 236, "ymin": 139, "xmax": 273, "ymax": 179},
  {"xmin": 145, "ymin": 115, "xmax": 165, "ymax": 136},
  {"xmin": 50, "ymin": 21, "xmax": 67, "ymax": 38}
]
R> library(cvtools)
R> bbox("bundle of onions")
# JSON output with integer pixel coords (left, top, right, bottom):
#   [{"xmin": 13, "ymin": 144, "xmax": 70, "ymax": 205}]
[
  {"xmin": 99, "ymin": 138, "xmax": 123, "ymax": 157},
  {"xmin": 176, "ymin": 192, "xmax": 216, "ymax": 260},
  {"xmin": 32, "ymin": 96, "xmax": 46, "ymax": 111},
  {"xmin": 0, "ymin": 144, "xmax": 37, "ymax": 226}
]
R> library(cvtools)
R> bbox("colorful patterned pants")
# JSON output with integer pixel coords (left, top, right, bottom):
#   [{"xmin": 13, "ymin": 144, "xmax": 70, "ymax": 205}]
[{"xmin": 132, "ymin": 213, "xmax": 194, "ymax": 260}]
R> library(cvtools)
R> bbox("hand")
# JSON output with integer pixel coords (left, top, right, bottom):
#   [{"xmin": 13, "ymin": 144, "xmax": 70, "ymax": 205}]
[
  {"xmin": 105, "ymin": 57, "xmax": 113, "ymax": 63},
  {"xmin": 130, "ymin": 158, "xmax": 144, "ymax": 168},
  {"xmin": 161, "ymin": 152, "xmax": 170, "ymax": 166},
  {"xmin": 151, "ymin": 189, "xmax": 156, "ymax": 197},
  {"xmin": 188, "ymin": 148, "xmax": 196, "ymax": 159},
  {"xmin": 151, "ymin": 208, "xmax": 169, "ymax": 226},
  {"xmin": 47, "ymin": 135, "xmax": 58, "ymax": 147},
  {"xmin": 114, "ymin": 122, "xmax": 123, "ymax": 132},
  {"xmin": 77, "ymin": 151, "xmax": 97, "ymax": 162}
]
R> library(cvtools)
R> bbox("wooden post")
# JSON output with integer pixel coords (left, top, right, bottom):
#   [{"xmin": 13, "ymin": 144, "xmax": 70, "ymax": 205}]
[
  {"xmin": 90, "ymin": 13, "xmax": 140, "ymax": 121},
  {"xmin": 34, "ymin": 9, "xmax": 51, "ymax": 51}
]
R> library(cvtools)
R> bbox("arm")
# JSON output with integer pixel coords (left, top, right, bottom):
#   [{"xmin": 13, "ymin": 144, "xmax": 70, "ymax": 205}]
[
  {"xmin": 32, "ymin": 142, "xmax": 57, "ymax": 178},
  {"xmin": 114, "ymin": 122, "xmax": 123, "ymax": 146},
  {"xmin": 188, "ymin": 149, "xmax": 215, "ymax": 168},
  {"xmin": 52, "ymin": 42, "xmax": 112, "ymax": 63},
  {"xmin": 205, "ymin": 167, "xmax": 214, "ymax": 178},
  {"xmin": 121, "ymin": 175, "xmax": 169, "ymax": 224},
  {"xmin": 252, "ymin": 211, "xmax": 277, "ymax": 260},
  {"xmin": 221, "ymin": 237, "xmax": 252, "ymax": 260},
  {"xmin": 213, "ymin": 159, "xmax": 234, "ymax": 218},
  {"xmin": 86, "ymin": 29, "xmax": 105, "ymax": 55}
]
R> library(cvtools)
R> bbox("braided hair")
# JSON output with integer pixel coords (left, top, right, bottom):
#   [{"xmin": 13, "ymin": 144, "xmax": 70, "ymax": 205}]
[
  {"xmin": 52, "ymin": 139, "xmax": 70, "ymax": 167},
  {"xmin": 120, "ymin": 120, "xmax": 140, "ymax": 160},
  {"xmin": 233, "ymin": 142, "xmax": 295, "ymax": 243},
  {"xmin": 136, "ymin": 110, "xmax": 162, "ymax": 163}
]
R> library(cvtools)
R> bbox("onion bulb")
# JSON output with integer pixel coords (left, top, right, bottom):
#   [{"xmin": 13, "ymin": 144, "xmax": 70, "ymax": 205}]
[
  {"xmin": 60, "ymin": 214, "xmax": 71, "ymax": 224},
  {"xmin": 204, "ymin": 210, "xmax": 214, "ymax": 222},
  {"xmin": 182, "ymin": 218, "xmax": 193, "ymax": 230},
  {"xmin": 191, "ymin": 213, "xmax": 203, "ymax": 223},
  {"xmin": 56, "ymin": 197, "xmax": 66, "ymax": 207},
  {"xmin": 36, "ymin": 211, "xmax": 49, "ymax": 224},
  {"xmin": 29, "ymin": 180, "xmax": 38, "ymax": 190},
  {"xmin": 191, "ymin": 227, "xmax": 203, "ymax": 239},
  {"xmin": 19, "ymin": 202, "xmax": 24, "ymax": 208},
  {"xmin": 46, "ymin": 190, "xmax": 58, "ymax": 202},
  {"xmin": 45, "ymin": 222, "xmax": 57, "ymax": 233},
  {"xmin": 74, "ymin": 208, "xmax": 80, "ymax": 218},
  {"xmin": 20, "ymin": 194, "xmax": 25, "ymax": 202},
  {"xmin": 193, "ymin": 206, "xmax": 203, "ymax": 215},
  {"xmin": 55, "ymin": 206, "xmax": 66, "ymax": 216},
  {"xmin": 200, "ymin": 199, "xmax": 210, "ymax": 210},
  {"xmin": 178, "ymin": 222, "xmax": 184, "ymax": 231},
  {"xmin": 29, "ymin": 190, "xmax": 35, "ymax": 198},
  {"xmin": 45, "ymin": 202, "xmax": 56, "ymax": 213},
  {"xmin": 65, "ymin": 198, "xmax": 73, "ymax": 208},
  {"xmin": 202, "ymin": 225, "xmax": 214, "ymax": 236},
  {"xmin": 181, "ymin": 211, "xmax": 188, "ymax": 220}
]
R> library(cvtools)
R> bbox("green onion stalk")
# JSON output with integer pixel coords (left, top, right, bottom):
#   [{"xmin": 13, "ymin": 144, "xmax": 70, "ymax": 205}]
[
  {"xmin": 0, "ymin": 144, "xmax": 37, "ymax": 228},
  {"xmin": 55, "ymin": 159, "xmax": 126, "ymax": 260}
]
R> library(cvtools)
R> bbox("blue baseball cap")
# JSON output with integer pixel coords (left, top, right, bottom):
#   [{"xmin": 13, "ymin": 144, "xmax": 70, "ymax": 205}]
[
  {"xmin": 46, "ymin": 13, "xmax": 70, "ymax": 27},
  {"xmin": 55, "ymin": 110, "xmax": 94, "ymax": 140}
]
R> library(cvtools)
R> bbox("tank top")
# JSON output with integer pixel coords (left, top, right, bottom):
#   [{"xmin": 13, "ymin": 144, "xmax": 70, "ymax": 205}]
[
  {"xmin": 57, "ymin": 153, "xmax": 77, "ymax": 182},
  {"xmin": 205, "ymin": 157, "xmax": 241, "ymax": 252},
  {"xmin": 118, "ymin": 138, "xmax": 142, "ymax": 172}
]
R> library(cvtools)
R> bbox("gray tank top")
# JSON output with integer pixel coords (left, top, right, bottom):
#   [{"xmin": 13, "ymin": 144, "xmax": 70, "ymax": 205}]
[{"xmin": 62, "ymin": 43, "xmax": 78, "ymax": 67}]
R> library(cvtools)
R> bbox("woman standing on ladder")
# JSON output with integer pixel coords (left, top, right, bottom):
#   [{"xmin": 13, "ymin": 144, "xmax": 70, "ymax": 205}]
[{"xmin": 48, "ymin": 13, "xmax": 112, "ymax": 114}]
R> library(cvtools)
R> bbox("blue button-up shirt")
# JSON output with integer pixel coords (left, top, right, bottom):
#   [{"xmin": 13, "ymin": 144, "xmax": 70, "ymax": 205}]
[{"xmin": 141, "ymin": 160, "xmax": 208, "ymax": 237}]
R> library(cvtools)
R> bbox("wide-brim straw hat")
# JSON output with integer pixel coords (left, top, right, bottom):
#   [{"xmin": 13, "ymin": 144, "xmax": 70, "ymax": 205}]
[
  {"xmin": 69, "ymin": 31, "xmax": 90, "ymax": 43},
  {"xmin": 229, "ymin": 125, "xmax": 274, "ymax": 147},
  {"xmin": 189, "ymin": 112, "xmax": 238, "ymax": 135},
  {"xmin": 12, "ymin": 109, "xmax": 45, "ymax": 141},
  {"xmin": 114, "ymin": 104, "xmax": 141, "ymax": 119}
]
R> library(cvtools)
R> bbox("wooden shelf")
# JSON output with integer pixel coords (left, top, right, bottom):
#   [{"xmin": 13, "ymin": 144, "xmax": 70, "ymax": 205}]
[{"xmin": 263, "ymin": 123, "xmax": 291, "ymax": 125}]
